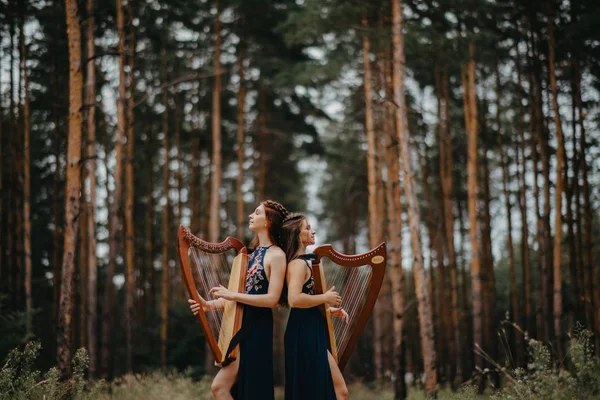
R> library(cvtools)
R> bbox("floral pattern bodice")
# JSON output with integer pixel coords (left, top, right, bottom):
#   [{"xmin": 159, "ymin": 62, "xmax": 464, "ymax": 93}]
[{"xmin": 245, "ymin": 245, "xmax": 272, "ymax": 294}]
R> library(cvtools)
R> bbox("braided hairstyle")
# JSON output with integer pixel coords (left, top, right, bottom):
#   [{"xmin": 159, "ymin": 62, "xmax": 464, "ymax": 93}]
[{"xmin": 248, "ymin": 199, "xmax": 289, "ymax": 252}]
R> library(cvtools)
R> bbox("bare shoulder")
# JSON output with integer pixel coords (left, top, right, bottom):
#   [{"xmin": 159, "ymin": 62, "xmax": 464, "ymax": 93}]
[{"xmin": 265, "ymin": 246, "xmax": 286, "ymax": 264}]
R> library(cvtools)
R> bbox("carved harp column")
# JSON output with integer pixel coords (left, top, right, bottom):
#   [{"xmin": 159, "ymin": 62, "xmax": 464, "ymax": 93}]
[
  {"xmin": 177, "ymin": 225, "xmax": 248, "ymax": 365},
  {"xmin": 311, "ymin": 243, "xmax": 386, "ymax": 371}
]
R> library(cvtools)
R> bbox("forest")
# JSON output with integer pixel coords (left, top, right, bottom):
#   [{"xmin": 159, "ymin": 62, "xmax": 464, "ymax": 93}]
[{"xmin": 1, "ymin": 0, "xmax": 600, "ymax": 398}]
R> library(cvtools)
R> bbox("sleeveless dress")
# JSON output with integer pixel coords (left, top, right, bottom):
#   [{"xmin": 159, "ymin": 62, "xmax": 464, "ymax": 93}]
[
  {"xmin": 284, "ymin": 259, "xmax": 336, "ymax": 400},
  {"xmin": 233, "ymin": 245, "xmax": 275, "ymax": 400}
]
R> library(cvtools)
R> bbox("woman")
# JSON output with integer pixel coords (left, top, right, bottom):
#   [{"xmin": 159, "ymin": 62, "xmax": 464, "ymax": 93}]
[
  {"xmin": 281, "ymin": 213, "xmax": 349, "ymax": 400},
  {"xmin": 189, "ymin": 200, "xmax": 288, "ymax": 400}
]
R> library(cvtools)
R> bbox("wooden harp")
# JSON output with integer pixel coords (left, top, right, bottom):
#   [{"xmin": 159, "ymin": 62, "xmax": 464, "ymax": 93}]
[
  {"xmin": 311, "ymin": 243, "xmax": 386, "ymax": 371},
  {"xmin": 177, "ymin": 225, "xmax": 248, "ymax": 366}
]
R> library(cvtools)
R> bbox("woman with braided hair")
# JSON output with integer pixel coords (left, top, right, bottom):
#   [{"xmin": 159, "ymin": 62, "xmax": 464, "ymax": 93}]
[
  {"xmin": 281, "ymin": 213, "xmax": 349, "ymax": 400},
  {"xmin": 189, "ymin": 200, "xmax": 289, "ymax": 400}
]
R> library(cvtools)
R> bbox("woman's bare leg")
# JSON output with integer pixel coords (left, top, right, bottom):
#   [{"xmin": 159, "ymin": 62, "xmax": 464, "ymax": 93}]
[
  {"xmin": 211, "ymin": 358, "xmax": 239, "ymax": 400},
  {"xmin": 328, "ymin": 351, "xmax": 348, "ymax": 400}
]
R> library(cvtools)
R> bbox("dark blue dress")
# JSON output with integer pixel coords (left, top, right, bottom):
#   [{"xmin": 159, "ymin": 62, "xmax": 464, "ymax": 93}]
[
  {"xmin": 284, "ymin": 260, "xmax": 336, "ymax": 400},
  {"xmin": 233, "ymin": 245, "xmax": 275, "ymax": 400}
]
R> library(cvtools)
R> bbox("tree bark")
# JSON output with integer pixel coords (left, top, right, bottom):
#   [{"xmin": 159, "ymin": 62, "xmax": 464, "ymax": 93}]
[
  {"xmin": 547, "ymin": 0, "xmax": 565, "ymax": 358},
  {"xmin": 515, "ymin": 45, "xmax": 533, "ymax": 339},
  {"xmin": 84, "ymin": 0, "xmax": 98, "ymax": 378},
  {"xmin": 125, "ymin": 3, "xmax": 136, "ymax": 372},
  {"xmin": 462, "ymin": 42, "xmax": 483, "ymax": 387},
  {"xmin": 208, "ymin": 0, "xmax": 222, "ymax": 242},
  {"xmin": 236, "ymin": 40, "xmax": 246, "ymax": 239},
  {"xmin": 160, "ymin": 45, "xmax": 170, "ymax": 368},
  {"xmin": 361, "ymin": 3, "xmax": 382, "ymax": 382},
  {"xmin": 20, "ymin": 7, "xmax": 32, "ymax": 334},
  {"xmin": 392, "ymin": 0, "xmax": 437, "ymax": 394},
  {"xmin": 101, "ymin": 0, "xmax": 127, "ymax": 376},
  {"xmin": 495, "ymin": 64, "xmax": 522, "ymax": 364},
  {"xmin": 57, "ymin": 0, "xmax": 83, "ymax": 376}
]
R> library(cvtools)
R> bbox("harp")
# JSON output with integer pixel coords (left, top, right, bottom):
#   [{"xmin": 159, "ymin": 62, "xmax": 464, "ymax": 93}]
[
  {"xmin": 177, "ymin": 225, "xmax": 248, "ymax": 366},
  {"xmin": 311, "ymin": 243, "xmax": 386, "ymax": 371}
]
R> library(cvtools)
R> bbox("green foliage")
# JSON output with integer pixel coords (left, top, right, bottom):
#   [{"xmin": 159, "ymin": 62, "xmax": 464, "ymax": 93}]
[
  {"xmin": 0, "ymin": 341, "xmax": 106, "ymax": 400},
  {"xmin": 491, "ymin": 330, "xmax": 600, "ymax": 400}
]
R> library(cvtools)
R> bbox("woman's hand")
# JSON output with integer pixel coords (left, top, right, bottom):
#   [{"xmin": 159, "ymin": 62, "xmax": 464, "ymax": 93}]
[
  {"xmin": 329, "ymin": 307, "xmax": 349, "ymax": 324},
  {"xmin": 188, "ymin": 294, "xmax": 209, "ymax": 315},
  {"xmin": 209, "ymin": 285, "xmax": 238, "ymax": 301},
  {"xmin": 323, "ymin": 286, "xmax": 341, "ymax": 307}
]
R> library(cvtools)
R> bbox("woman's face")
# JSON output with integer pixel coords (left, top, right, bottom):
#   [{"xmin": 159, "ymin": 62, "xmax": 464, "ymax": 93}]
[
  {"xmin": 248, "ymin": 204, "xmax": 267, "ymax": 232},
  {"xmin": 299, "ymin": 219, "xmax": 316, "ymax": 247}
]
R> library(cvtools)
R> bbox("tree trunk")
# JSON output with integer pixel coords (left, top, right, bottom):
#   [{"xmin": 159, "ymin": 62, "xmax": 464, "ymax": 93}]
[
  {"xmin": 257, "ymin": 81, "xmax": 267, "ymax": 202},
  {"xmin": 392, "ymin": 0, "xmax": 437, "ymax": 394},
  {"xmin": 57, "ymin": 0, "xmax": 83, "ymax": 376},
  {"xmin": 495, "ymin": 64, "xmax": 522, "ymax": 364},
  {"xmin": 146, "ymin": 145, "xmax": 155, "ymax": 318},
  {"xmin": 236, "ymin": 41, "xmax": 246, "ymax": 239},
  {"xmin": 101, "ymin": 0, "xmax": 127, "ymax": 376},
  {"xmin": 125, "ymin": 4, "xmax": 136, "ymax": 372},
  {"xmin": 547, "ymin": 0, "xmax": 565, "ymax": 358},
  {"xmin": 515, "ymin": 46, "xmax": 533, "ymax": 339},
  {"xmin": 20, "ymin": 9, "xmax": 32, "ymax": 334},
  {"xmin": 436, "ymin": 63, "xmax": 461, "ymax": 385},
  {"xmin": 208, "ymin": 0, "xmax": 222, "ymax": 242},
  {"xmin": 385, "ymin": 110, "xmax": 406, "ymax": 399},
  {"xmin": 85, "ymin": 0, "xmax": 98, "ymax": 377},
  {"xmin": 51, "ymin": 61, "xmax": 63, "ymax": 351},
  {"xmin": 160, "ymin": 45, "xmax": 170, "ymax": 368},
  {"xmin": 462, "ymin": 42, "xmax": 483, "ymax": 388}
]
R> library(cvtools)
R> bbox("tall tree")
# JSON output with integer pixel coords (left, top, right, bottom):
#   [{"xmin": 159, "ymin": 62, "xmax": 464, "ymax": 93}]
[
  {"xmin": 101, "ymin": 0, "xmax": 128, "ymax": 376},
  {"xmin": 85, "ymin": 0, "xmax": 98, "ymax": 377},
  {"xmin": 496, "ymin": 67, "xmax": 521, "ymax": 363},
  {"xmin": 392, "ymin": 0, "xmax": 437, "ymax": 395},
  {"xmin": 361, "ymin": 3, "xmax": 383, "ymax": 381},
  {"xmin": 546, "ymin": 0, "xmax": 565, "ymax": 358},
  {"xmin": 462, "ymin": 41, "xmax": 483, "ymax": 385},
  {"xmin": 20, "ymin": 1, "xmax": 32, "ymax": 334},
  {"xmin": 236, "ymin": 40, "xmax": 246, "ymax": 239},
  {"xmin": 57, "ymin": 0, "xmax": 83, "ymax": 376},
  {"xmin": 208, "ymin": 0, "xmax": 222, "ymax": 242},
  {"xmin": 124, "ymin": 0, "xmax": 137, "ymax": 372},
  {"xmin": 160, "ymin": 44, "xmax": 170, "ymax": 369}
]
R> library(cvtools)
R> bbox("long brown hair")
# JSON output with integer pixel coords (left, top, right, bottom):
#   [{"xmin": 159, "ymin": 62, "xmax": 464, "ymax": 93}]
[
  {"xmin": 280, "ymin": 213, "xmax": 307, "ymax": 264},
  {"xmin": 248, "ymin": 200, "xmax": 289, "ymax": 252},
  {"xmin": 278, "ymin": 213, "xmax": 308, "ymax": 308}
]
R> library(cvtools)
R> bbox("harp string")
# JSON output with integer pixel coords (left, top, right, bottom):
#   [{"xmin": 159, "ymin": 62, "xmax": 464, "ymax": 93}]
[
  {"xmin": 190, "ymin": 248, "xmax": 231, "ymax": 340},
  {"xmin": 322, "ymin": 260, "xmax": 372, "ymax": 356}
]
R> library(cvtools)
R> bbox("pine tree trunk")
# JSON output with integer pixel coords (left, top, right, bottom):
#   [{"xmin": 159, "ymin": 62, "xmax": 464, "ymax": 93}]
[
  {"xmin": 362, "ymin": 3, "xmax": 382, "ymax": 382},
  {"xmin": 392, "ymin": 0, "xmax": 436, "ymax": 394},
  {"xmin": 547, "ymin": 0, "xmax": 565, "ymax": 358},
  {"xmin": 20, "ymin": 9, "xmax": 32, "ymax": 334},
  {"xmin": 385, "ymin": 110, "xmax": 406, "ymax": 400},
  {"xmin": 57, "ymin": 0, "xmax": 83, "ymax": 376},
  {"xmin": 79, "ymin": 174, "xmax": 88, "ymax": 351},
  {"xmin": 495, "ymin": 64, "xmax": 522, "ymax": 364},
  {"xmin": 515, "ymin": 46, "xmax": 533, "ymax": 339},
  {"xmin": 208, "ymin": 0, "xmax": 222, "ymax": 242},
  {"xmin": 124, "ymin": 5, "xmax": 136, "ymax": 372},
  {"xmin": 85, "ymin": 0, "xmax": 98, "ymax": 377},
  {"xmin": 462, "ymin": 42, "xmax": 483, "ymax": 387},
  {"xmin": 236, "ymin": 41, "xmax": 246, "ymax": 239},
  {"xmin": 146, "ymin": 148, "xmax": 155, "ymax": 317},
  {"xmin": 436, "ymin": 63, "xmax": 461, "ymax": 385},
  {"xmin": 101, "ymin": 0, "xmax": 127, "ymax": 376},
  {"xmin": 160, "ymin": 45, "xmax": 170, "ymax": 368},
  {"xmin": 573, "ymin": 61, "xmax": 597, "ymax": 350},
  {"xmin": 257, "ymin": 81, "xmax": 267, "ymax": 202},
  {"xmin": 51, "ymin": 62, "xmax": 63, "ymax": 351}
]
